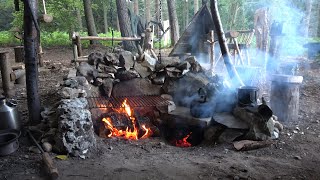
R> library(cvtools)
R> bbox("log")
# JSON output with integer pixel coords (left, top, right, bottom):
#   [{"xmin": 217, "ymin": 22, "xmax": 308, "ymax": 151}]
[
  {"xmin": 14, "ymin": 46, "xmax": 24, "ymax": 63},
  {"xmin": 80, "ymin": 36, "xmax": 141, "ymax": 41},
  {"xmin": 270, "ymin": 75, "xmax": 303, "ymax": 122},
  {"xmin": 233, "ymin": 140, "xmax": 273, "ymax": 151},
  {"xmin": 0, "ymin": 51, "xmax": 13, "ymax": 97},
  {"xmin": 10, "ymin": 69, "xmax": 25, "ymax": 81},
  {"xmin": 75, "ymin": 33, "xmax": 82, "ymax": 57},
  {"xmin": 12, "ymin": 64, "xmax": 25, "ymax": 70},
  {"xmin": 210, "ymin": 0, "xmax": 244, "ymax": 87}
]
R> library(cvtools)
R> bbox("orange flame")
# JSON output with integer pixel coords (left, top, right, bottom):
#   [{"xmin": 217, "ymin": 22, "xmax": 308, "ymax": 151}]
[
  {"xmin": 102, "ymin": 99, "xmax": 152, "ymax": 140},
  {"xmin": 175, "ymin": 133, "xmax": 192, "ymax": 147}
]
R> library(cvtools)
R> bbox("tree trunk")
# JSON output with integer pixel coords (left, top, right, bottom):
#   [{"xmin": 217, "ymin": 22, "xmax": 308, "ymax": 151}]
[
  {"xmin": 116, "ymin": 0, "xmax": 137, "ymax": 52},
  {"xmin": 83, "ymin": 0, "xmax": 98, "ymax": 44},
  {"xmin": 202, "ymin": 0, "xmax": 206, "ymax": 5},
  {"xmin": 210, "ymin": 0, "xmax": 244, "ymax": 87},
  {"xmin": 103, "ymin": 1, "xmax": 108, "ymax": 33},
  {"xmin": 303, "ymin": 0, "xmax": 312, "ymax": 37},
  {"xmin": 167, "ymin": 0, "xmax": 180, "ymax": 46},
  {"xmin": 76, "ymin": 8, "xmax": 83, "ymax": 31},
  {"xmin": 194, "ymin": 0, "xmax": 199, "ymax": 14},
  {"xmin": 145, "ymin": 0, "xmax": 151, "ymax": 26},
  {"xmin": 134, "ymin": 0, "xmax": 139, "ymax": 15},
  {"xmin": 155, "ymin": 0, "xmax": 160, "ymax": 37}
]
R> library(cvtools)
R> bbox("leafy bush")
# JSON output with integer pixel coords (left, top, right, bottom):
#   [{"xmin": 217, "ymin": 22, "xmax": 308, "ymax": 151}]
[{"xmin": 0, "ymin": 31, "xmax": 20, "ymax": 46}]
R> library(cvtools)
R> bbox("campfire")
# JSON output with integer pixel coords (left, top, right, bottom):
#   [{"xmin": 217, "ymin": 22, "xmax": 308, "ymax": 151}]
[{"xmin": 100, "ymin": 99, "xmax": 152, "ymax": 140}]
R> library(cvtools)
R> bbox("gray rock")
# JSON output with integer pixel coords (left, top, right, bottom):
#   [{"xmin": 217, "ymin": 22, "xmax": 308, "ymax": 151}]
[
  {"xmin": 29, "ymin": 146, "xmax": 41, "ymax": 154},
  {"xmin": 185, "ymin": 56, "xmax": 203, "ymax": 72},
  {"xmin": 218, "ymin": 129, "xmax": 244, "ymax": 143},
  {"xmin": 102, "ymin": 78, "xmax": 114, "ymax": 97},
  {"xmin": 162, "ymin": 72, "xmax": 210, "ymax": 107},
  {"xmin": 115, "ymin": 69, "xmax": 140, "ymax": 81},
  {"xmin": 58, "ymin": 87, "xmax": 87, "ymax": 99},
  {"xmin": 88, "ymin": 51, "xmax": 104, "ymax": 66},
  {"xmin": 134, "ymin": 62, "xmax": 152, "ymax": 78},
  {"xmin": 213, "ymin": 113, "xmax": 249, "ymax": 129},
  {"xmin": 55, "ymin": 98, "xmax": 96, "ymax": 157},
  {"xmin": 141, "ymin": 52, "xmax": 157, "ymax": 71},
  {"xmin": 104, "ymin": 52, "xmax": 119, "ymax": 65},
  {"xmin": 112, "ymin": 78, "xmax": 162, "ymax": 97},
  {"xmin": 119, "ymin": 51, "xmax": 134, "ymax": 70},
  {"xmin": 104, "ymin": 65, "xmax": 117, "ymax": 73},
  {"xmin": 160, "ymin": 56, "xmax": 180, "ymax": 67},
  {"xmin": 77, "ymin": 62, "xmax": 95, "ymax": 77},
  {"xmin": 42, "ymin": 142, "xmax": 53, "ymax": 152}
]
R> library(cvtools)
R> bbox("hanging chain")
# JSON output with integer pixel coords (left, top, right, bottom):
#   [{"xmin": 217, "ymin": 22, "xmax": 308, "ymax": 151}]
[{"xmin": 158, "ymin": 0, "xmax": 162, "ymax": 64}]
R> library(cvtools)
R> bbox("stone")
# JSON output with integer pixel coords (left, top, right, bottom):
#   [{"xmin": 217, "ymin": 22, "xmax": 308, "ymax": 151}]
[
  {"xmin": 141, "ymin": 52, "xmax": 157, "ymax": 71},
  {"xmin": 104, "ymin": 52, "xmax": 119, "ymax": 65},
  {"xmin": 115, "ymin": 69, "xmax": 140, "ymax": 81},
  {"xmin": 104, "ymin": 65, "xmax": 117, "ymax": 74},
  {"xmin": 160, "ymin": 94, "xmax": 173, "ymax": 101},
  {"xmin": 112, "ymin": 78, "xmax": 162, "ymax": 97},
  {"xmin": 203, "ymin": 125, "xmax": 225, "ymax": 143},
  {"xmin": 162, "ymin": 72, "xmax": 210, "ymax": 107},
  {"xmin": 29, "ymin": 146, "xmax": 41, "ymax": 154},
  {"xmin": 67, "ymin": 69, "xmax": 77, "ymax": 79},
  {"xmin": 77, "ymin": 62, "xmax": 95, "ymax": 77},
  {"xmin": 177, "ymin": 61, "xmax": 191, "ymax": 75},
  {"xmin": 151, "ymin": 73, "xmax": 166, "ymax": 85},
  {"xmin": 212, "ymin": 113, "xmax": 249, "ymax": 129},
  {"xmin": 58, "ymin": 87, "xmax": 87, "ymax": 99},
  {"xmin": 294, "ymin": 156, "xmax": 302, "ymax": 160},
  {"xmin": 218, "ymin": 129, "xmax": 245, "ymax": 143},
  {"xmin": 54, "ymin": 98, "xmax": 96, "ymax": 157},
  {"xmin": 42, "ymin": 142, "xmax": 53, "ymax": 152},
  {"xmin": 160, "ymin": 56, "xmax": 180, "ymax": 67},
  {"xmin": 119, "ymin": 51, "xmax": 134, "ymax": 70},
  {"xmin": 102, "ymin": 78, "xmax": 114, "ymax": 97},
  {"xmin": 185, "ymin": 56, "xmax": 203, "ymax": 72},
  {"xmin": 88, "ymin": 51, "xmax": 104, "ymax": 66},
  {"xmin": 134, "ymin": 62, "xmax": 152, "ymax": 78}
]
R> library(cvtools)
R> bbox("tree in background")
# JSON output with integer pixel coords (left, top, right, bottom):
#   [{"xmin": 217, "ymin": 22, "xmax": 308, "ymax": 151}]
[
  {"xmin": 167, "ymin": 0, "xmax": 180, "ymax": 46},
  {"xmin": 83, "ymin": 0, "xmax": 98, "ymax": 44},
  {"xmin": 116, "ymin": 0, "xmax": 137, "ymax": 51},
  {"xmin": 194, "ymin": 0, "xmax": 199, "ymax": 14},
  {"xmin": 145, "ymin": 0, "xmax": 151, "ymax": 26}
]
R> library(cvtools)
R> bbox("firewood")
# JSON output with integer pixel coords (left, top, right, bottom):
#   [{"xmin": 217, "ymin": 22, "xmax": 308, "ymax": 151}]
[{"xmin": 233, "ymin": 140, "xmax": 273, "ymax": 151}]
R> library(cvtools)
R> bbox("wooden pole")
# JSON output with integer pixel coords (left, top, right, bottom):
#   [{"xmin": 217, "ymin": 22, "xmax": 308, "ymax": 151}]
[
  {"xmin": 80, "ymin": 36, "xmax": 141, "ymax": 41},
  {"xmin": 0, "ymin": 51, "xmax": 13, "ymax": 97},
  {"xmin": 207, "ymin": 30, "xmax": 215, "ymax": 71},
  {"xmin": 210, "ymin": 0, "xmax": 244, "ymax": 87},
  {"xmin": 14, "ymin": 46, "xmax": 24, "ymax": 63},
  {"xmin": 24, "ymin": 0, "xmax": 41, "ymax": 124},
  {"xmin": 75, "ymin": 33, "xmax": 83, "ymax": 57}
]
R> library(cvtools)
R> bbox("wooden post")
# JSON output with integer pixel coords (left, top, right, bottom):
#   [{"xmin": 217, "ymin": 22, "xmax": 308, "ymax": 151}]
[
  {"xmin": 210, "ymin": 0, "xmax": 244, "ymax": 87},
  {"xmin": 207, "ymin": 30, "xmax": 215, "ymax": 71},
  {"xmin": 75, "ymin": 33, "xmax": 83, "ymax": 57},
  {"xmin": 14, "ymin": 46, "xmax": 24, "ymax": 63},
  {"xmin": 24, "ymin": 0, "xmax": 41, "ymax": 124},
  {"xmin": 38, "ymin": 43, "xmax": 44, "ymax": 67},
  {"xmin": 0, "ymin": 51, "xmax": 13, "ymax": 97}
]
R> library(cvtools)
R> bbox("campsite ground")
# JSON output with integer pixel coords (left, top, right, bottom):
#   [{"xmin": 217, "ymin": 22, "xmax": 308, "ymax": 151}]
[{"xmin": 0, "ymin": 46, "xmax": 320, "ymax": 180}]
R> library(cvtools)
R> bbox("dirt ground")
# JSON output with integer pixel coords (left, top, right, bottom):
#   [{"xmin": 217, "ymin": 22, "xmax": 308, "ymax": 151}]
[{"xmin": 0, "ymin": 46, "xmax": 320, "ymax": 180}]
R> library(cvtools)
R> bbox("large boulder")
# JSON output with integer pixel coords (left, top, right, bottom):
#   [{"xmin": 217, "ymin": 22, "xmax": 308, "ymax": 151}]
[
  {"xmin": 54, "ymin": 98, "xmax": 96, "ymax": 158},
  {"xmin": 112, "ymin": 78, "xmax": 162, "ymax": 97}
]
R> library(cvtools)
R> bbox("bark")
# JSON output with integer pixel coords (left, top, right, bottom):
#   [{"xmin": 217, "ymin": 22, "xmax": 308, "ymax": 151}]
[
  {"xmin": 83, "ymin": 0, "xmax": 98, "ymax": 44},
  {"xmin": 167, "ymin": 0, "xmax": 180, "ymax": 46},
  {"xmin": 194, "ymin": 0, "xmax": 199, "ymax": 14},
  {"xmin": 134, "ymin": 0, "xmax": 139, "ymax": 15},
  {"xmin": 103, "ymin": 1, "xmax": 108, "ymax": 33},
  {"xmin": 145, "ymin": 0, "xmax": 151, "ymax": 26},
  {"xmin": 210, "ymin": 0, "xmax": 244, "ymax": 87},
  {"xmin": 116, "ymin": 0, "xmax": 137, "ymax": 52},
  {"xmin": 76, "ymin": 8, "xmax": 83, "ymax": 31},
  {"xmin": 303, "ymin": 0, "xmax": 312, "ymax": 37},
  {"xmin": 202, "ymin": 0, "xmax": 206, "ymax": 5}
]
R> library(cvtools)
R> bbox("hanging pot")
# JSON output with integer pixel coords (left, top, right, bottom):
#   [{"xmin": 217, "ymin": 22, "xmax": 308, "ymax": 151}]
[{"xmin": 0, "ymin": 97, "xmax": 21, "ymax": 131}]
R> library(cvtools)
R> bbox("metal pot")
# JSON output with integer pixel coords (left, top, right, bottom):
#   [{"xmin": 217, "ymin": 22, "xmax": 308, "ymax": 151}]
[
  {"xmin": 0, "ymin": 97, "xmax": 20, "ymax": 131},
  {"xmin": 0, "ymin": 129, "xmax": 20, "ymax": 156},
  {"xmin": 237, "ymin": 86, "xmax": 258, "ymax": 107}
]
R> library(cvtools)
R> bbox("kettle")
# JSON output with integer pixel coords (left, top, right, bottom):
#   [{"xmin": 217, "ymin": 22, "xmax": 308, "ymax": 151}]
[{"xmin": 0, "ymin": 97, "xmax": 20, "ymax": 131}]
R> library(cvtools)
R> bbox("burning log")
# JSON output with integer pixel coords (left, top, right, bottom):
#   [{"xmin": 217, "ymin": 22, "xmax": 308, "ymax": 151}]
[{"xmin": 210, "ymin": 0, "xmax": 244, "ymax": 87}]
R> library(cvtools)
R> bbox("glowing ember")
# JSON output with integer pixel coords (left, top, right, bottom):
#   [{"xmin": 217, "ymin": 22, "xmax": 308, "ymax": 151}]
[
  {"xmin": 102, "ymin": 99, "xmax": 152, "ymax": 140},
  {"xmin": 175, "ymin": 132, "xmax": 192, "ymax": 147}
]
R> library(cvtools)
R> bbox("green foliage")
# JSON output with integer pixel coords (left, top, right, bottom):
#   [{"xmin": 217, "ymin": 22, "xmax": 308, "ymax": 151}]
[{"xmin": 0, "ymin": 31, "xmax": 20, "ymax": 46}]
